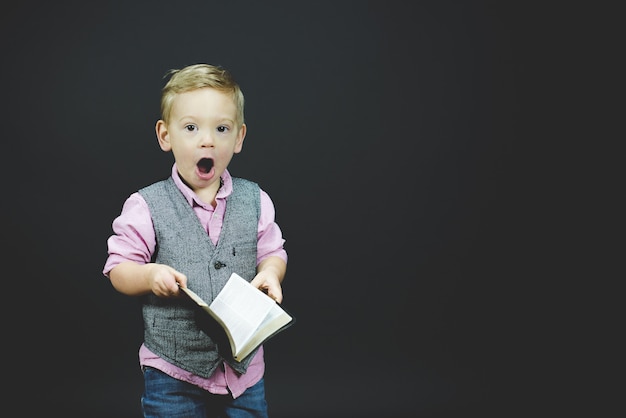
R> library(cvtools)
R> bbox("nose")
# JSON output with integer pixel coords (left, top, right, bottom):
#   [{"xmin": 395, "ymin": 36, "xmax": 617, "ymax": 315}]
[{"xmin": 199, "ymin": 131, "xmax": 214, "ymax": 147}]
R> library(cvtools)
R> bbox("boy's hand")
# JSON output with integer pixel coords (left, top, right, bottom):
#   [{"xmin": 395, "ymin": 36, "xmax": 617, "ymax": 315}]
[
  {"xmin": 147, "ymin": 264, "xmax": 187, "ymax": 297},
  {"xmin": 250, "ymin": 270, "xmax": 283, "ymax": 304}
]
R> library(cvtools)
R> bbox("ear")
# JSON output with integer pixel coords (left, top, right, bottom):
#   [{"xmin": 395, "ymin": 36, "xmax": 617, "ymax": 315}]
[
  {"xmin": 156, "ymin": 120, "xmax": 172, "ymax": 152},
  {"xmin": 234, "ymin": 123, "xmax": 246, "ymax": 154}
]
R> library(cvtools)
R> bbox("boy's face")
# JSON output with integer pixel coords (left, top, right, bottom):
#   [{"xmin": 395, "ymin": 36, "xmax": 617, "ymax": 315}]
[{"xmin": 156, "ymin": 88, "xmax": 245, "ymax": 195}]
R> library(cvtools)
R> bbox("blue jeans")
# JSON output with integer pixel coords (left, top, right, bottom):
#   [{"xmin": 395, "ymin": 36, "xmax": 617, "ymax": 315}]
[{"xmin": 141, "ymin": 367, "xmax": 269, "ymax": 418}]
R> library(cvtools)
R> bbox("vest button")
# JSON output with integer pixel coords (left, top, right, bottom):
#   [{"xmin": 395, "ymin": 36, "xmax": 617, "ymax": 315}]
[{"xmin": 214, "ymin": 261, "xmax": 225, "ymax": 269}]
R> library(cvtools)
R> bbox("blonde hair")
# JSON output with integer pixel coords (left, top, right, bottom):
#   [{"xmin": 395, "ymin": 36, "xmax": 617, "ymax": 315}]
[{"xmin": 160, "ymin": 64, "xmax": 245, "ymax": 125}]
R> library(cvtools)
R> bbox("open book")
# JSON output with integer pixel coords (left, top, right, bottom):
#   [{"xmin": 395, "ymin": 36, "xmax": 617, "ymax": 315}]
[{"xmin": 179, "ymin": 272, "xmax": 294, "ymax": 362}]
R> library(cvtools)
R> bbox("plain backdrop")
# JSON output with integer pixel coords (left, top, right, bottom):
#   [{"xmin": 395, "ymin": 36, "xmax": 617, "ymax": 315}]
[{"xmin": 1, "ymin": 1, "xmax": 598, "ymax": 417}]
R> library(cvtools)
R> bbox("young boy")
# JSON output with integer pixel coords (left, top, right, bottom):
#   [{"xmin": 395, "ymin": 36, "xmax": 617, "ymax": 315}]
[{"xmin": 103, "ymin": 63, "xmax": 288, "ymax": 417}]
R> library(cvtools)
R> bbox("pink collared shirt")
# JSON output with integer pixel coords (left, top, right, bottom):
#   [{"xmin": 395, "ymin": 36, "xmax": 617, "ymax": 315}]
[{"xmin": 103, "ymin": 164, "xmax": 287, "ymax": 398}]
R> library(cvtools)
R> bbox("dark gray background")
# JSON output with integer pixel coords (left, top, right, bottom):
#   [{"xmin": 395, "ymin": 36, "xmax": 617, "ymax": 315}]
[{"xmin": 1, "ymin": 1, "xmax": 592, "ymax": 416}]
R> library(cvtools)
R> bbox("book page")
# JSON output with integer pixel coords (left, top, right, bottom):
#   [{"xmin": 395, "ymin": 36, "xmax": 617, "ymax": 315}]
[
  {"xmin": 209, "ymin": 273, "xmax": 276, "ymax": 354},
  {"xmin": 238, "ymin": 303, "xmax": 292, "ymax": 358},
  {"xmin": 180, "ymin": 273, "xmax": 293, "ymax": 361}
]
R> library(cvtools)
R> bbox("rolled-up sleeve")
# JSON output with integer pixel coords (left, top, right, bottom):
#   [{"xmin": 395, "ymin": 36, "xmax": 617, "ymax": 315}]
[
  {"xmin": 103, "ymin": 192, "xmax": 156, "ymax": 277},
  {"xmin": 257, "ymin": 189, "xmax": 288, "ymax": 265}
]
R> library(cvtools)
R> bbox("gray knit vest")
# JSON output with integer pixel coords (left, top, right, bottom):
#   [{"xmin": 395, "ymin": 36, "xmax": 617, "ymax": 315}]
[{"xmin": 138, "ymin": 176, "xmax": 260, "ymax": 377}]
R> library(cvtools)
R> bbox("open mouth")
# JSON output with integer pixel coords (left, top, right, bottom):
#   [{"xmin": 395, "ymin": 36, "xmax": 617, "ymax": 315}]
[{"xmin": 197, "ymin": 158, "xmax": 214, "ymax": 174}]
